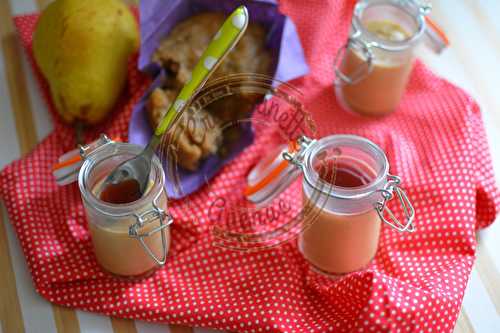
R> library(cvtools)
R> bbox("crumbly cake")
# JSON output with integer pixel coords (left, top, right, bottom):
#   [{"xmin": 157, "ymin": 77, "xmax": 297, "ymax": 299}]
[{"xmin": 147, "ymin": 12, "xmax": 272, "ymax": 171}]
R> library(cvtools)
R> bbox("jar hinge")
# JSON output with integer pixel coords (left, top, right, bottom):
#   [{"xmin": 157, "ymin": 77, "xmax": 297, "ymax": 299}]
[
  {"xmin": 282, "ymin": 136, "xmax": 316, "ymax": 169},
  {"xmin": 407, "ymin": 0, "xmax": 432, "ymax": 15},
  {"xmin": 79, "ymin": 134, "xmax": 114, "ymax": 159},
  {"xmin": 333, "ymin": 35, "xmax": 374, "ymax": 86},
  {"xmin": 129, "ymin": 197, "xmax": 172, "ymax": 265},
  {"xmin": 375, "ymin": 174, "xmax": 415, "ymax": 232}
]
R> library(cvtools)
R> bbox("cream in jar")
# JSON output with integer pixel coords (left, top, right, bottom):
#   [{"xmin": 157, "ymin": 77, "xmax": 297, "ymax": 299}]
[
  {"xmin": 299, "ymin": 157, "xmax": 381, "ymax": 274},
  {"xmin": 338, "ymin": 21, "xmax": 413, "ymax": 116}
]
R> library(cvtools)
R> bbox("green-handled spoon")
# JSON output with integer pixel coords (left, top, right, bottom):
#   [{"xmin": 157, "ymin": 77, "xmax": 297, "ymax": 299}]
[{"xmin": 103, "ymin": 6, "xmax": 249, "ymax": 195}]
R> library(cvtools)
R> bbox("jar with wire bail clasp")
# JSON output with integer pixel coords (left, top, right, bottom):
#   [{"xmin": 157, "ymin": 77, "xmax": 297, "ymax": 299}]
[
  {"xmin": 333, "ymin": 0, "xmax": 449, "ymax": 116},
  {"xmin": 54, "ymin": 135, "xmax": 172, "ymax": 278},
  {"xmin": 244, "ymin": 134, "xmax": 415, "ymax": 276}
]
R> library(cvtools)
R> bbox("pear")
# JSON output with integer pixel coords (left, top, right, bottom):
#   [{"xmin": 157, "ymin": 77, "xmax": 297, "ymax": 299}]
[{"xmin": 33, "ymin": 0, "xmax": 139, "ymax": 124}]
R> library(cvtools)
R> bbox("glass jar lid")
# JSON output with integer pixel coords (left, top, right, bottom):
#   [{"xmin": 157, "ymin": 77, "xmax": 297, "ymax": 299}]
[
  {"xmin": 245, "ymin": 135, "xmax": 391, "ymax": 209},
  {"xmin": 352, "ymin": 0, "xmax": 429, "ymax": 52}
]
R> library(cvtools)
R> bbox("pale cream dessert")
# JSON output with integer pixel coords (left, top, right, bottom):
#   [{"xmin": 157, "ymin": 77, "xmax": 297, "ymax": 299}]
[
  {"xmin": 299, "ymin": 198, "xmax": 381, "ymax": 274},
  {"xmin": 339, "ymin": 20, "xmax": 413, "ymax": 116},
  {"xmin": 298, "ymin": 158, "xmax": 381, "ymax": 275},
  {"xmin": 88, "ymin": 179, "xmax": 170, "ymax": 277}
]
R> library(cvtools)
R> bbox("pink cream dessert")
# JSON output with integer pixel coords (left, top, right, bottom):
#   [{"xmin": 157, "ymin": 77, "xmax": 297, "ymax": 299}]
[{"xmin": 299, "ymin": 158, "xmax": 381, "ymax": 274}]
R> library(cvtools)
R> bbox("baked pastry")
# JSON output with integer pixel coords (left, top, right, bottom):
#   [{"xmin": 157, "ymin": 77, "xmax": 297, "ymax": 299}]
[
  {"xmin": 152, "ymin": 12, "xmax": 271, "ymax": 85},
  {"xmin": 147, "ymin": 12, "xmax": 272, "ymax": 171},
  {"xmin": 147, "ymin": 88, "xmax": 222, "ymax": 171}
]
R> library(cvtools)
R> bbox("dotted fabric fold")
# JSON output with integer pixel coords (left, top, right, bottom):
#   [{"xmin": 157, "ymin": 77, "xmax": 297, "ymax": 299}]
[{"xmin": 1, "ymin": 2, "xmax": 498, "ymax": 332}]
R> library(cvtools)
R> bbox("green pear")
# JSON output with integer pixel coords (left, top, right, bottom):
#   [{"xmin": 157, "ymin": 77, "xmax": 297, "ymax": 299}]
[{"xmin": 33, "ymin": 0, "xmax": 139, "ymax": 124}]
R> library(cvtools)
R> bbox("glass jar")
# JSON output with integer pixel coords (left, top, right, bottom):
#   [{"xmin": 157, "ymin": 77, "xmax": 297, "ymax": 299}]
[
  {"xmin": 243, "ymin": 135, "xmax": 415, "ymax": 276},
  {"xmin": 334, "ymin": 0, "xmax": 448, "ymax": 116},
  {"xmin": 77, "ymin": 135, "xmax": 172, "ymax": 278}
]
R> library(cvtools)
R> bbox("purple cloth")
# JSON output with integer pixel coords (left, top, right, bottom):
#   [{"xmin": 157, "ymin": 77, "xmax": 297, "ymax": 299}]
[{"xmin": 130, "ymin": 0, "xmax": 309, "ymax": 198}]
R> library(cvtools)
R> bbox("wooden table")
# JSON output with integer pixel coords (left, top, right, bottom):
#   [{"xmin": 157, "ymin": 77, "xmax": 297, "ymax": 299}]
[{"xmin": 1, "ymin": 0, "xmax": 499, "ymax": 332}]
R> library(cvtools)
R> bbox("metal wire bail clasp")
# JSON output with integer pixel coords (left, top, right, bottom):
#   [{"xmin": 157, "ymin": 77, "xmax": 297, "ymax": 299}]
[
  {"xmin": 375, "ymin": 175, "xmax": 415, "ymax": 232},
  {"xmin": 79, "ymin": 134, "xmax": 114, "ymax": 159},
  {"xmin": 408, "ymin": 0, "xmax": 432, "ymax": 15},
  {"xmin": 333, "ymin": 32, "xmax": 374, "ymax": 86},
  {"xmin": 129, "ymin": 196, "xmax": 172, "ymax": 265}
]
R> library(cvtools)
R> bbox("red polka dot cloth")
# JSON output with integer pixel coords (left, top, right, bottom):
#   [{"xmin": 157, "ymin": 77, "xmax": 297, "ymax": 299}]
[{"xmin": 2, "ymin": 1, "xmax": 499, "ymax": 332}]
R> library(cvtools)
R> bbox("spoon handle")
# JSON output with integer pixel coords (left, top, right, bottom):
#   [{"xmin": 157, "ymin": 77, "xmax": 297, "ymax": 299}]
[{"xmin": 153, "ymin": 5, "xmax": 249, "ymax": 138}]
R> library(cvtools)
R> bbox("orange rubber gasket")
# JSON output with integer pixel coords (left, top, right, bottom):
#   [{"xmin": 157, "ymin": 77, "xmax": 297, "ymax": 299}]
[
  {"xmin": 244, "ymin": 141, "xmax": 299, "ymax": 197},
  {"xmin": 52, "ymin": 136, "xmax": 121, "ymax": 171},
  {"xmin": 425, "ymin": 17, "xmax": 450, "ymax": 46},
  {"xmin": 244, "ymin": 159, "xmax": 290, "ymax": 197},
  {"xmin": 52, "ymin": 155, "xmax": 82, "ymax": 171}
]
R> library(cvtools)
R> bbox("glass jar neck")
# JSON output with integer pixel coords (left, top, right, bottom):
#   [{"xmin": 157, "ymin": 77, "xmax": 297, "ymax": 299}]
[
  {"xmin": 352, "ymin": 0, "xmax": 428, "ymax": 52},
  {"xmin": 78, "ymin": 142, "xmax": 165, "ymax": 218},
  {"xmin": 302, "ymin": 135, "xmax": 389, "ymax": 214}
]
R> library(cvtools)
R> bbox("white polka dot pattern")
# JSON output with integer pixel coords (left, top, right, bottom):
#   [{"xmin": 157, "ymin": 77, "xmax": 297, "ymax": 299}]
[
  {"xmin": 173, "ymin": 100, "xmax": 186, "ymax": 112},
  {"xmin": 203, "ymin": 56, "xmax": 217, "ymax": 71},
  {"xmin": 0, "ymin": 4, "xmax": 498, "ymax": 333},
  {"xmin": 232, "ymin": 13, "xmax": 246, "ymax": 29}
]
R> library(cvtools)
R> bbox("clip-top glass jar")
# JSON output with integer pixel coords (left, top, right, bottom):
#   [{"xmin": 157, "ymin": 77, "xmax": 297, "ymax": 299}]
[
  {"xmin": 77, "ymin": 135, "xmax": 172, "ymax": 278},
  {"xmin": 334, "ymin": 0, "xmax": 448, "ymax": 116},
  {"xmin": 244, "ymin": 135, "xmax": 415, "ymax": 276}
]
